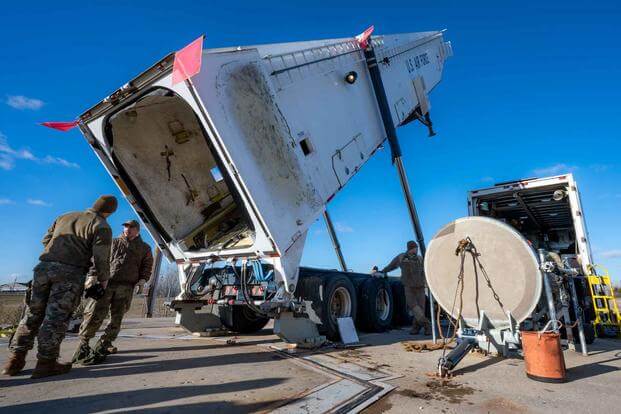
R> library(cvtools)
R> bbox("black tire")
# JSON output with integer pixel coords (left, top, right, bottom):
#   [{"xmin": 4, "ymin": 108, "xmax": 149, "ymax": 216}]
[
  {"xmin": 317, "ymin": 275, "xmax": 358, "ymax": 341},
  {"xmin": 389, "ymin": 280, "xmax": 412, "ymax": 327},
  {"xmin": 358, "ymin": 278, "xmax": 394, "ymax": 332},
  {"xmin": 219, "ymin": 305, "xmax": 270, "ymax": 333}
]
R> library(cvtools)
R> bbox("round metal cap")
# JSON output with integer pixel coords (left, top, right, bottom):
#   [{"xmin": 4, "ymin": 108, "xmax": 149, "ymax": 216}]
[{"xmin": 424, "ymin": 216, "xmax": 542, "ymax": 328}]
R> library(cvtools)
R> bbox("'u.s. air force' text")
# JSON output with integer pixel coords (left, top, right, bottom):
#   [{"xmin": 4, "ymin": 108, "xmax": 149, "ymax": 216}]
[{"xmin": 406, "ymin": 52, "xmax": 430, "ymax": 73}]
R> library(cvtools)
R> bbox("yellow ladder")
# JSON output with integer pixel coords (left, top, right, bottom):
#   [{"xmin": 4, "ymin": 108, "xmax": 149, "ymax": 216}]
[{"xmin": 586, "ymin": 265, "xmax": 621, "ymax": 337}]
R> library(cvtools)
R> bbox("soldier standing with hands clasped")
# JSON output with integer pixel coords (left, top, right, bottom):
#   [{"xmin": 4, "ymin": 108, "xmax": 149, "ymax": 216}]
[{"xmin": 74, "ymin": 219, "xmax": 153, "ymax": 364}]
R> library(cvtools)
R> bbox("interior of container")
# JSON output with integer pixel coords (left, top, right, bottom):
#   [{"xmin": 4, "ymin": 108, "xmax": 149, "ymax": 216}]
[
  {"xmin": 104, "ymin": 88, "xmax": 254, "ymax": 252},
  {"xmin": 473, "ymin": 183, "xmax": 577, "ymax": 255}
]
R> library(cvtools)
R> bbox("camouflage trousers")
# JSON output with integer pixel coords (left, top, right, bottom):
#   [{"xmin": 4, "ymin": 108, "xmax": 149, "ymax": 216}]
[
  {"xmin": 404, "ymin": 285, "xmax": 430, "ymax": 328},
  {"xmin": 79, "ymin": 283, "xmax": 134, "ymax": 345},
  {"xmin": 10, "ymin": 261, "xmax": 86, "ymax": 360}
]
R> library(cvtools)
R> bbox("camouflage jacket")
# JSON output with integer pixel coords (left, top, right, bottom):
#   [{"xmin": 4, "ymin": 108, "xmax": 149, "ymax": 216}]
[
  {"xmin": 382, "ymin": 252, "xmax": 426, "ymax": 288},
  {"xmin": 39, "ymin": 209, "xmax": 112, "ymax": 281},
  {"xmin": 108, "ymin": 234, "xmax": 153, "ymax": 285}
]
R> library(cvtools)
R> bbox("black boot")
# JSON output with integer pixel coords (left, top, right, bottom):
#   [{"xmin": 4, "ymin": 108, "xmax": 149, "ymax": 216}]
[{"xmin": 31, "ymin": 358, "xmax": 72, "ymax": 379}]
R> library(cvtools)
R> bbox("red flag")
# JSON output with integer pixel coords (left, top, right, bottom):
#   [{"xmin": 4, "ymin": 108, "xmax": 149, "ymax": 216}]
[
  {"xmin": 40, "ymin": 121, "xmax": 79, "ymax": 132},
  {"xmin": 355, "ymin": 25, "xmax": 374, "ymax": 49},
  {"xmin": 172, "ymin": 35, "xmax": 204, "ymax": 85}
]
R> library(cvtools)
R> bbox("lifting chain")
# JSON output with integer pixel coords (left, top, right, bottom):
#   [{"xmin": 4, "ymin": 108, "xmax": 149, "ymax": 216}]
[{"xmin": 437, "ymin": 237, "xmax": 506, "ymax": 357}]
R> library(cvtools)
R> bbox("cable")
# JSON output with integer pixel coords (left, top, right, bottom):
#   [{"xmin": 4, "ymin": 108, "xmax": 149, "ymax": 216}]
[{"xmin": 230, "ymin": 261, "xmax": 268, "ymax": 317}]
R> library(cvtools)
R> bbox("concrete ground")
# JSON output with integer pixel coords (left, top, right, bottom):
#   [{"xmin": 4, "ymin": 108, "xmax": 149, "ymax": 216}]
[
  {"xmin": 1, "ymin": 318, "xmax": 620, "ymax": 413},
  {"xmin": 355, "ymin": 330, "xmax": 621, "ymax": 413}
]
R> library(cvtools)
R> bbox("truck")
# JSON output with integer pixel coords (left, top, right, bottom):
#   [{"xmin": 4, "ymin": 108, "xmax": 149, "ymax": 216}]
[
  {"xmin": 77, "ymin": 30, "xmax": 452, "ymax": 342},
  {"xmin": 467, "ymin": 174, "xmax": 599, "ymax": 346}
]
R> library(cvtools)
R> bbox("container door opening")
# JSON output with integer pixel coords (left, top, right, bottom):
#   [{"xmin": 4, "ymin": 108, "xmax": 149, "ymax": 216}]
[{"xmin": 104, "ymin": 88, "xmax": 254, "ymax": 252}]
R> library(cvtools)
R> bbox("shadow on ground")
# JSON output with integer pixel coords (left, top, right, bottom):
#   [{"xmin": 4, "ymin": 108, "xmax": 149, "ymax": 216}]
[
  {"xmin": 567, "ymin": 350, "xmax": 621, "ymax": 382},
  {"xmin": 114, "ymin": 338, "xmax": 279, "ymax": 354},
  {"xmin": 0, "ymin": 378, "xmax": 287, "ymax": 414},
  {"xmin": 2, "ymin": 349, "xmax": 283, "ymax": 387}
]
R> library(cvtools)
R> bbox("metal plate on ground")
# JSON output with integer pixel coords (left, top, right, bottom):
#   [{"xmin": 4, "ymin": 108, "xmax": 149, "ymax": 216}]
[
  {"xmin": 424, "ymin": 216, "xmax": 542, "ymax": 327},
  {"xmin": 338, "ymin": 317, "xmax": 359, "ymax": 344}
]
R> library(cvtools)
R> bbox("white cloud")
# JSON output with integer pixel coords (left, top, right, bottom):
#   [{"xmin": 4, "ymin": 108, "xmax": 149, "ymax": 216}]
[
  {"xmin": 0, "ymin": 132, "xmax": 79, "ymax": 170},
  {"xmin": 480, "ymin": 176, "xmax": 494, "ymax": 183},
  {"xmin": 27, "ymin": 199, "xmax": 52, "ymax": 207},
  {"xmin": 335, "ymin": 222, "xmax": 354, "ymax": 233},
  {"xmin": 0, "ymin": 155, "xmax": 14, "ymax": 170},
  {"xmin": 532, "ymin": 163, "xmax": 577, "ymax": 177},
  {"xmin": 41, "ymin": 155, "xmax": 80, "ymax": 168},
  {"xmin": 6, "ymin": 95, "xmax": 44, "ymax": 110},
  {"xmin": 600, "ymin": 250, "xmax": 621, "ymax": 259},
  {"xmin": 0, "ymin": 198, "xmax": 14, "ymax": 205}
]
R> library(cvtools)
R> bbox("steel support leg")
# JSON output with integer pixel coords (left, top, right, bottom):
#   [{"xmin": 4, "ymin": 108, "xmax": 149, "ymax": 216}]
[
  {"xmin": 394, "ymin": 157, "xmax": 427, "ymax": 253},
  {"xmin": 363, "ymin": 44, "xmax": 437, "ymax": 344},
  {"xmin": 568, "ymin": 277, "xmax": 589, "ymax": 356},
  {"xmin": 542, "ymin": 274, "xmax": 558, "ymax": 331},
  {"xmin": 145, "ymin": 247, "xmax": 163, "ymax": 318},
  {"xmin": 395, "ymin": 157, "xmax": 437, "ymax": 343},
  {"xmin": 323, "ymin": 209, "xmax": 348, "ymax": 272},
  {"xmin": 438, "ymin": 338, "xmax": 476, "ymax": 377},
  {"xmin": 539, "ymin": 251, "xmax": 559, "ymax": 333}
]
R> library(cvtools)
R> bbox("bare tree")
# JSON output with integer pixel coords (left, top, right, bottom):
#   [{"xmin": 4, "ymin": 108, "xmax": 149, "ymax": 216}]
[
  {"xmin": 155, "ymin": 264, "xmax": 181, "ymax": 298},
  {"xmin": 150, "ymin": 263, "xmax": 181, "ymax": 317}
]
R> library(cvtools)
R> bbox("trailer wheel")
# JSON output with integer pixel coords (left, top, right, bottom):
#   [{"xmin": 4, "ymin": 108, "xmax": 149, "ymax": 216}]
[
  {"xmin": 389, "ymin": 280, "xmax": 412, "ymax": 327},
  {"xmin": 319, "ymin": 275, "xmax": 357, "ymax": 341},
  {"xmin": 359, "ymin": 278, "xmax": 394, "ymax": 332},
  {"xmin": 219, "ymin": 305, "xmax": 270, "ymax": 334}
]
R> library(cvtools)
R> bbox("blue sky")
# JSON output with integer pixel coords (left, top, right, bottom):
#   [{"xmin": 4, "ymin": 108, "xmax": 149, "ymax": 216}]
[{"xmin": 1, "ymin": 1, "xmax": 620, "ymax": 284}]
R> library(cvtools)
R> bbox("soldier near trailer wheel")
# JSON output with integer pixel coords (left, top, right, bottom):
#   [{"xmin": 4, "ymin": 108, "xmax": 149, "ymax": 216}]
[
  {"xmin": 381, "ymin": 240, "xmax": 432, "ymax": 335},
  {"xmin": 74, "ymin": 219, "xmax": 153, "ymax": 364},
  {"xmin": 2, "ymin": 195, "xmax": 117, "ymax": 378}
]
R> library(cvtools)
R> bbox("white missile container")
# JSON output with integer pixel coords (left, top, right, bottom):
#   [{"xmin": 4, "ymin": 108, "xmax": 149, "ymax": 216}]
[{"xmin": 78, "ymin": 31, "xmax": 452, "ymax": 297}]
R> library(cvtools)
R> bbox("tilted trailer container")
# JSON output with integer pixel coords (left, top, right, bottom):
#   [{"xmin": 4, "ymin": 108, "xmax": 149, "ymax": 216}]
[{"xmin": 77, "ymin": 30, "xmax": 452, "ymax": 342}]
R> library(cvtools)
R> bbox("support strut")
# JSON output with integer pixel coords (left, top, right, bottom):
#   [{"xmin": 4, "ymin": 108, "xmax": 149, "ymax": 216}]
[
  {"xmin": 438, "ymin": 338, "xmax": 477, "ymax": 377},
  {"xmin": 364, "ymin": 43, "xmax": 437, "ymax": 343},
  {"xmin": 323, "ymin": 209, "xmax": 348, "ymax": 272}
]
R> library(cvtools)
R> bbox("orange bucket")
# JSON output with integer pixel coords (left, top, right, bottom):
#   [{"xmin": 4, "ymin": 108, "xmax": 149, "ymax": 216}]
[{"xmin": 521, "ymin": 330, "xmax": 566, "ymax": 383}]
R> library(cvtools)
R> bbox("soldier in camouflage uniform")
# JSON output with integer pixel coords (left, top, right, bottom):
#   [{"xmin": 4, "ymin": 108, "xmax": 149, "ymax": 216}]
[
  {"xmin": 382, "ymin": 240, "xmax": 432, "ymax": 335},
  {"xmin": 74, "ymin": 219, "xmax": 153, "ymax": 363},
  {"xmin": 2, "ymin": 195, "xmax": 117, "ymax": 378}
]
